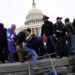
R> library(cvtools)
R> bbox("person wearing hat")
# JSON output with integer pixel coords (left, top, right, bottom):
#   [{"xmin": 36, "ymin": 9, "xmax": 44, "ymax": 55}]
[
  {"xmin": 54, "ymin": 17, "xmax": 67, "ymax": 58},
  {"xmin": 56, "ymin": 17, "xmax": 62, "ymax": 19},
  {"xmin": 41, "ymin": 15, "xmax": 56, "ymax": 57}
]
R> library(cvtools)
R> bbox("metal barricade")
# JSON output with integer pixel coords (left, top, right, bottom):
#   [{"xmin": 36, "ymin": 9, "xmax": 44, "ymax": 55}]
[{"xmin": 28, "ymin": 52, "xmax": 57, "ymax": 75}]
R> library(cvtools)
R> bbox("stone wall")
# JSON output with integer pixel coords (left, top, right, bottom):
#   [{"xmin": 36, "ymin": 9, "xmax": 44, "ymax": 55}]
[
  {"xmin": 0, "ymin": 62, "xmax": 29, "ymax": 75},
  {"xmin": 0, "ymin": 56, "xmax": 75, "ymax": 75}
]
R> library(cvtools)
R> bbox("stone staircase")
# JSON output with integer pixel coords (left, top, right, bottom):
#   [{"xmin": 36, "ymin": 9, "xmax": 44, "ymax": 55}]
[{"xmin": 0, "ymin": 56, "xmax": 75, "ymax": 75}]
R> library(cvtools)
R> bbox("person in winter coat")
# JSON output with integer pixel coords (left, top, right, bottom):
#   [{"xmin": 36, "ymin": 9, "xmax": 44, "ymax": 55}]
[
  {"xmin": 65, "ymin": 18, "xmax": 75, "ymax": 55},
  {"xmin": 54, "ymin": 17, "xmax": 67, "ymax": 58},
  {"xmin": 7, "ymin": 24, "xmax": 16, "ymax": 63},
  {"xmin": 0, "ymin": 23, "xmax": 8, "ymax": 63},
  {"xmin": 64, "ymin": 18, "xmax": 73, "ymax": 56},
  {"xmin": 14, "ymin": 28, "xmax": 46, "ymax": 70},
  {"xmin": 71, "ymin": 19, "xmax": 75, "ymax": 54},
  {"xmin": 41, "ymin": 15, "xmax": 56, "ymax": 57},
  {"xmin": 25, "ymin": 32, "xmax": 46, "ymax": 70},
  {"xmin": 14, "ymin": 29, "xmax": 30, "ymax": 63}
]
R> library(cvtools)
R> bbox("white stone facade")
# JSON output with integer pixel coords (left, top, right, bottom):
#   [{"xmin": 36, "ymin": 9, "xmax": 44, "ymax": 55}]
[{"xmin": 16, "ymin": 0, "xmax": 44, "ymax": 35}]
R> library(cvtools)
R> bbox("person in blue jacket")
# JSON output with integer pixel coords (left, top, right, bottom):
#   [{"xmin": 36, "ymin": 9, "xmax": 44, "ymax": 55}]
[{"xmin": 7, "ymin": 24, "xmax": 16, "ymax": 63}]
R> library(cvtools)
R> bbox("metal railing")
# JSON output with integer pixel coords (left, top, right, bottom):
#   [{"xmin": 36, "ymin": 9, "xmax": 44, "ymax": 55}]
[{"xmin": 28, "ymin": 52, "xmax": 57, "ymax": 75}]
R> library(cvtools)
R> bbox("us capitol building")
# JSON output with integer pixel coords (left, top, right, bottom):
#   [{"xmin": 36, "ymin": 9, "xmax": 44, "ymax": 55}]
[{"xmin": 16, "ymin": 0, "xmax": 44, "ymax": 35}]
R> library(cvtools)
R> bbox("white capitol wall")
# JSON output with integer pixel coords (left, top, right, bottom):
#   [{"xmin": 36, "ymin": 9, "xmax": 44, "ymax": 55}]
[{"xmin": 16, "ymin": 22, "xmax": 43, "ymax": 35}]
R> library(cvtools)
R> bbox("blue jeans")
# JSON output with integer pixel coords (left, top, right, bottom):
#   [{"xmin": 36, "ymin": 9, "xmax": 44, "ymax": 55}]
[
  {"xmin": 25, "ymin": 47, "xmax": 38, "ymax": 67},
  {"xmin": 69, "ymin": 34, "xmax": 75, "ymax": 53},
  {"xmin": 9, "ymin": 51, "xmax": 15, "ymax": 63}
]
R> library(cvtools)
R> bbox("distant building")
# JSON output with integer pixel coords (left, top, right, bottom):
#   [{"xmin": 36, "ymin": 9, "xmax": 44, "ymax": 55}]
[{"xmin": 16, "ymin": 0, "xmax": 44, "ymax": 35}]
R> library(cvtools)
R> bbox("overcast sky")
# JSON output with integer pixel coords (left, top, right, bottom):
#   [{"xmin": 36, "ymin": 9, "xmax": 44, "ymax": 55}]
[{"xmin": 0, "ymin": 0, "xmax": 75, "ymax": 28}]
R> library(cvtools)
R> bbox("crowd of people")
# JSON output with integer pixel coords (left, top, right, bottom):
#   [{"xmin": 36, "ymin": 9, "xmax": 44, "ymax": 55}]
[{"xmin": 0, "ymin": 15, "xmax": 75, "ymax": 70}]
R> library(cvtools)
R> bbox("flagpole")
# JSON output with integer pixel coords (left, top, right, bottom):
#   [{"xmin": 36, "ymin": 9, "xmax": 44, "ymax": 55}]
[{"xmin": 49, "ymin": 54, "xmax": 57, "ymax": 75}]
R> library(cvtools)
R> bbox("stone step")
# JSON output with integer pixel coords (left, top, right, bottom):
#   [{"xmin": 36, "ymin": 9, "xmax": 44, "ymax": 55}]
[
  {"xmin": 0, "ymin": 62, "xmax": 29, "ymax": 73},
  {"xmin": 68, "ymin": 65, "xmax": 75, "ymax": 73},
  {"xmin": 31, "ymin": 66, "xmax": 68, "ymax": 75},
  {"xmin": 0, "ymin": 57, "xmax": 74, "ymax": 75},
  {"xmin": 68, "ymin": 55, "xmax": 75, "ymax": 65},
  {"xmin": 67, "ymin": 73, "xmax": 75, "ymax": 75},
  {"xmin": 34, "ymin": 58, "xmax": 69, "ymax": 68}
]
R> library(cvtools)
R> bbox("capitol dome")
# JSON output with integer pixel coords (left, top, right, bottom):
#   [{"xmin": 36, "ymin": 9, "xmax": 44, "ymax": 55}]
[
  {"xmin": 25, "ymin": 0, "xmax": 43, "ymax": 27},
  {"xmin": 16, "ymin": 0, "xmax": 44, "ymax": 35},
  {"xmin": 28, "ymin": 6, "xmax": 42, "ymax": 15},
  {"xmin": 24, "ymin": 0, "xmax": 44, "ymax": 35}
]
